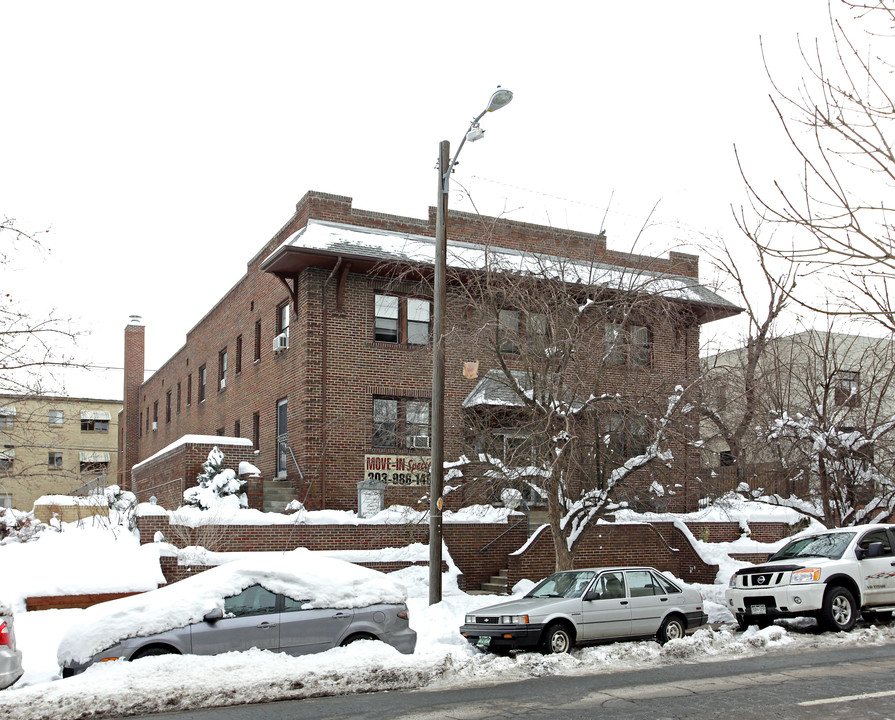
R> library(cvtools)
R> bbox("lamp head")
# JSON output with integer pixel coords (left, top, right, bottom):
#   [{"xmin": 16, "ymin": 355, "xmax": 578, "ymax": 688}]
[{"xmin": 486, "ymin": 87, "xmax": 513, "ymax": 113}]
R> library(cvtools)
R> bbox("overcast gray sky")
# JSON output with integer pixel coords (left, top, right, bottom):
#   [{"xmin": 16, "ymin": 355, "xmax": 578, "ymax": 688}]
[{"xmin": 2, "ymin": 1, "xmax": 851, "ymax": 399}]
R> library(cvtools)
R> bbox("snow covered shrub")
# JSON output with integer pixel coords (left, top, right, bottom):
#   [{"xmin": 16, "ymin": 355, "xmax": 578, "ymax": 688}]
[
  {"xmin": 0, "ymin": 507, "xmax": 51, "ymax": 544},
  {"xmin": 104, "ymin": 484, "xmax": 137, "ymax": 530},
  {"xmin": 182, "ymin": 446, "xmax": 247, "ymax": 510}
]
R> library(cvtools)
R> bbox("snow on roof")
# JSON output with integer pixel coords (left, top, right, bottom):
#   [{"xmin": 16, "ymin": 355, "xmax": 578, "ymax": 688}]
[
  {"xmin": 56, "ymin": 548, "xmax": 409, "ymax": 665},
  {"xmin": 133, "ymin": 435, "xmax": 253, "ymax": 471},
  {"xmin": 264, "ymin": 219, "xmax": 738, "ymax": 313}
]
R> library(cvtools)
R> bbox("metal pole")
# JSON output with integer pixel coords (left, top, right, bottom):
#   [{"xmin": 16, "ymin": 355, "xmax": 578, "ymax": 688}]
[{"xmin": 429, "ymin": 139, "xmax": 449, "ymax": 605}]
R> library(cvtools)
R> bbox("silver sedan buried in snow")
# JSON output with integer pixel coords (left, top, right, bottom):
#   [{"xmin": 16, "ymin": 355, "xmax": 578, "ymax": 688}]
[{"xmin": 460, "ymin": 566, "xmax": 707, "ymax": 654}]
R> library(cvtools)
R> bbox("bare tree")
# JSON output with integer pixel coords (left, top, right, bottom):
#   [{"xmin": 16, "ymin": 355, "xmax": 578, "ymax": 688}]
[
  {"xmin": 698, "ymin": 218, "xmax": 797, "ymax": 485},
  {"xmin": 739, "ymin": 2, "xmax": 895, "ymax": 330},
  {"xmin": 1, "ymin": 217, "xmax": 83, "ymax": 395},
  {"xmin": 440, "ymin": 240, "xmax": 702, "ymax": 570},
  {"xmin": 748, "ymin": 329, "xmax": 895, "ymax": 526}
]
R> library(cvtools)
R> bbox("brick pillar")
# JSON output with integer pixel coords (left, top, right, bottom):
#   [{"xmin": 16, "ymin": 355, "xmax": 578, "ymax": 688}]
[{"xmin": 121, "ymin": 318, "xmax": 145, "ymax": 492}]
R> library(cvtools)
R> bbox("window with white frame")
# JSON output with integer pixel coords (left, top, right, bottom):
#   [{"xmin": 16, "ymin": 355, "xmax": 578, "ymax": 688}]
[
  {"xmin": 372, "ymin": 397, "xmax": 430, "ymax": 449},
  {"xmin": 605, "ymin": 322, "xmax": 650, "ymax": 367},
  {"xmin": 49, "ymin": 409, "xmax": 64, "ymax": 426},
  {"xmin": 0, "ymin": 446, "xmax": 14, "ymax": 471},
  {"xmin": 48, "ymin": 451, "xmax": 63, "ymax": 470},
  {"xmin": 374, "ymin": 294, "xmax": 431, "ymax": 344},
  {"xmin": 835, "ymin": 370, "xmax": 860, "ymax": 407},
  {"xmin": 219, "ymin": 349, "xmax": 228, "ymax": 390},
  {"xmin": 0, "ymin": 494, "xmax": 11, "ymax": 509},
  {"xmin": 0, "ymin": 406, "xmax": 14, "ymax": 429}
]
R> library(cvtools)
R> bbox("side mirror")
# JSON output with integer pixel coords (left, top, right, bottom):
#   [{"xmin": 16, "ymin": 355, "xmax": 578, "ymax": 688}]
[
  {"xmin": 867, "ymin": 542, "xmax": 885, "ymax": 558},
  {"xmin": 203, "ymin": 608, "xmax": 224, "ymax": 622},
  {"xmin": 584, "ymin": 590, "xmax": 601, "ymax": 602}
]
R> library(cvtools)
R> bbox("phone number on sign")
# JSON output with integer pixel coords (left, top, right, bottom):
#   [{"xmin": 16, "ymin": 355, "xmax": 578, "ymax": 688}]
[{"xmin": 365, "ymin": 472, "xmax": 430, "ymax": 486}]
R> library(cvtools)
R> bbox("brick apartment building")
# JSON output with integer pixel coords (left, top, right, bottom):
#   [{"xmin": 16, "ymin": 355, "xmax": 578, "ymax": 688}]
[{"xmin": 121, "ymin": 191, "xmax": 738, "ymax": 514}]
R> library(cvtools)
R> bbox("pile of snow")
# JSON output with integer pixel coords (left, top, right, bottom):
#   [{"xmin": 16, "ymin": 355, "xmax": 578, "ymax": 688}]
[
  {"xmin": 0, "ymin": 527, "xmax": 166, "ymax": 613},
  {"xmin": 57, "ymin": 549, "xmax": 410, "ymax": 665}
]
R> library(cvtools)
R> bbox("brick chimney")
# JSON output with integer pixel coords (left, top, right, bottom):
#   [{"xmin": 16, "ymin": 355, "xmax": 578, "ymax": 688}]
[{"xmin": 120, "ymin": 316, "xmax": 145, "ymax": 491}]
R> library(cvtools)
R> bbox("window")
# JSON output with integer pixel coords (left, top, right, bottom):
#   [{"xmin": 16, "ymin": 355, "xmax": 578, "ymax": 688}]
[
  {"xmin": 527, "ymin": 312, "xmax": 547, "ymax": 353},
  {"xmin": 177, "ymin": 382, "xmax": 182, "ymax": 414},
  {"xmin": 0, "ymin": 494, "xmax": 11, "ymax": 509},
  {"xmin": 0, "ymin": 406, "xmax": 15, "ymax": 429},
  {"xmin": 276, "ymin": 303, "xmax": 290, "ymax": 346},
  {"xmin": 498, "ymin": 309, "xmax": 546, "ymax": 354},
  {"xmin": 49, "ymin": 410, "xmax": 63, "ymax": 426},
  {"xmin": 374, "ymin": 294, "xmax": 431, "ymax": 344},
  {"xmin": 215, "ymin": 427, "xmax": 224, "ymax": 436},
  {"xmin": 603, "ymin": 413, "xmax": 648, "ymax": 458},
  {"xmin": 605, "ymin": 322, "xmax": 650, "ymax": 367},
  {"xmin": 254, "ymin": 320, "xmax": 262, "ymax": 361},
  {"xmin": 276, "ymin": 399, "xmax": 288, "ymax": 477},
  {"xmin": 48, "ymin": 452, "xmax": 63, "ymax": 470},
  {"xmin": 407, "ymin": 298, "xmax": 431, "ymax": 345},
  {"xmin": 374, "ymin": 295, "xmax": 399, "ymax": 342},
  {"xmin": 252, "ymin": 412, "xmax": 260, "ymax": 451},
  {"xmin": 219, "ymin": 349, "xmax": 228, "ymax": 391},
  {"xmin": 372, "ymin": 397, "xmax": 431, "ymax": 449},
  {"xmin": 165, "ymin": 391, "xmax": 172, "ymax": 423},
  {"xmin": 198, "ymin": 365, "xmax": 207, "ymax": 403},
  {"xmin": 187, "ymin": 374, "xmax": 193, "ymax": 406},
  {"xmin": 80, "ymin": 452, "xmax": 110, "ymax": 475},
  {"xmin": 835, "ymin": 370, "xmax": 860, "ymax": 407},
  {"xmin": 498, "ymin": 309, "xmax": 520, "ymax": 353},
  {"xmin": 152, "ymin": 401, "xmax": 158, "ymax": 427},
  {"xmin": 81, "ymin": 412, "xmax": 110, "ymax": 432},
  {"xmin": 719, "ymin": 450, "xmax": 735, "ymax": 467},
  {"xmin": 0, "ymin": 446, "xmax": 14, "ymax": 471},
  {"xmin": 234, "ymin": 420, "xmax": 241, "ymax": 437},
  {"xmin": 224, "ymin": 585, "xmax": 278, "ymax": 618},
  {"xmin": 235, "ymin": 335, "xmax": 243, "ymax": 374}
]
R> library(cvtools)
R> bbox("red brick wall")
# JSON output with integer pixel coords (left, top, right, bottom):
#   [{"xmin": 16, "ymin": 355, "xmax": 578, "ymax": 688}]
[{"xmin": 508, "ymin": 522, "xmax": 720, "ymax": 585}]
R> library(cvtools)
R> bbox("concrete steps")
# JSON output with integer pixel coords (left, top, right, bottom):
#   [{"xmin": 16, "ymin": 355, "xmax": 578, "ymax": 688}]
[{"xmin": 479, "ymin": 568, "xmax": 510, "ymax": 594}]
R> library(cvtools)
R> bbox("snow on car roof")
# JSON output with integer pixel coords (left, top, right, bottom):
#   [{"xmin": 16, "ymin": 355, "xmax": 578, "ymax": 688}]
[{"xmin": 57, "ymin": 548, "xmax": 408, "ymax": 665}]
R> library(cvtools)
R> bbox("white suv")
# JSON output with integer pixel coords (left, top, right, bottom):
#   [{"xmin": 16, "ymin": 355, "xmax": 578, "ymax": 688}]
[{"xmin": 726, "ymin": 524, "xmax": 895, "ymax": 632}]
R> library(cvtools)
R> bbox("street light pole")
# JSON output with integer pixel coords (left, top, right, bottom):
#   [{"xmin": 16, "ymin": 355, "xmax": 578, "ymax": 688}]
[{"xmin": 429, "ymin": 88, "xmax": 513, "ymax": 605}]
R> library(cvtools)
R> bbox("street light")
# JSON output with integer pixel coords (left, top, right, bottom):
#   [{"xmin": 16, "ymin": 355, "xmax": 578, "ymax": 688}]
[{"xmin": 429, "ymin": 87, "xmax": 513, "ymax": 605}]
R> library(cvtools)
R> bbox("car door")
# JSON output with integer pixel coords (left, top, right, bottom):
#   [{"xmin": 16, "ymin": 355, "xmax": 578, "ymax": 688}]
[
  {"xmin": 189, "ymin": 584, "xmax": 280, "ymax": 655},
  {"xmin": 278, "ymin": 595, "xmax": 354, "ymax": 655},
  {"xmin": 625, "ymin": 570, "xmax": 668, "ymax": 636},
  {"xmin": 580, "ymin": 571, "xmax": 632, "ymax": 640},
  {"xmin": 857, "ymin": 529, "xmax": 895, "ymax": 605}
]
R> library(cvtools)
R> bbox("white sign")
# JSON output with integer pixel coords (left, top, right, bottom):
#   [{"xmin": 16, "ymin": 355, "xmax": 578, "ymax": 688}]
[{"xmin": 364, "ymin": 454, "xmax": 431, "ymax": 486}]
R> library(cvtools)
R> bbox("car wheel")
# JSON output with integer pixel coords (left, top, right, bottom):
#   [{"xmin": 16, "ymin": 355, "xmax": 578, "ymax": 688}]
[
  {"xmin": 657, "ymin": 615, "xmax": 686, "ymax": 644},
  {"xmin": 821, "ymin": 586, "xmax": 857, "ymax": 632},
  {"xmin": 735, "ymin": 613, "xmax": 771, "ymax": 630},
  {"xmin": 340, "ymin": 633, "xmax": 378, "ymax": 647},
  {"xmin": 539, "ymin": 623, "xmax": 573, "ymax": 654},
  {"xmin": 131, "ymin": 646, "xmax": 177, "ymax": 661}
]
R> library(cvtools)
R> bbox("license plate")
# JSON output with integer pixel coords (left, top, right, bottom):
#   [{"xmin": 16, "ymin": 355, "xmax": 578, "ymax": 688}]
[
  {"xmin": 476, "ymin": 636, "xmax": 491, "ymax": 647},
  {"xmin": 750, "ymin": 604, "xmax": 766, "ymax": 615}
]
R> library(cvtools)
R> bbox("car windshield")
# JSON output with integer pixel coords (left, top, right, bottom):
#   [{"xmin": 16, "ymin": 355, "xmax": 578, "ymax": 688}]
[
  {"xmin": 526, "ymin": 570, "xmax": 595, "ymax": 599},
  {"xmin": 769, "ymin": 531, "xmax": 856, "ymax": 561}
]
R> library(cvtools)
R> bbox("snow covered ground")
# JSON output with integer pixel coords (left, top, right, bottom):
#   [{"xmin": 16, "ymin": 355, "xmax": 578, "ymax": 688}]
[{"xmin": 2, "ymin": 505, "xmax": 894, "ymax": 720}]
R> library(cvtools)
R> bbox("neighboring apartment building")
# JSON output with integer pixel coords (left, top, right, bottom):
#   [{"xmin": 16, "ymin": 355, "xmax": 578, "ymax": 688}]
[
  {"xmin": 700, "ymin": 330, "xmax": 895, "ymax": 496},
  {"xmin": 0, "ymin": 394, "xmax": 122, "ymax": 511},
  {"xmin": 122, "ymin": 191, "xmax": 738, "ymax": 513}
]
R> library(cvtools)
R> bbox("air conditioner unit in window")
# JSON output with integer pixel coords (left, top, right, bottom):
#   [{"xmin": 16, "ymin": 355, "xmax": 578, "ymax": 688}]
[
  {"xmin": 411, "ymin": 435, "xmax": 431, "ymax": 449},
  {"xmin": 273, "ymin": 333, "xmax": 289, "ymax": 354},
  {"xmin": 152, "ymin": 421, "xmax": 158, "ymax": 431}
]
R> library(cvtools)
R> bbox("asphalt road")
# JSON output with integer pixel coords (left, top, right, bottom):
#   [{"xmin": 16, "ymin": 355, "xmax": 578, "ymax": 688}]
[{"xmin": 115, "ymin": 642, "xmax": 895, "ymax": 720}]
